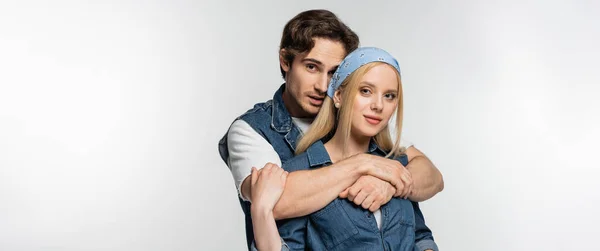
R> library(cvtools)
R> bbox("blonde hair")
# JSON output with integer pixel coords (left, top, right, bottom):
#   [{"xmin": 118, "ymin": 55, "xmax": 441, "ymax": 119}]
[{"xmin": 295, "ymin": 62, "xmax": 405, "ymax": 158}]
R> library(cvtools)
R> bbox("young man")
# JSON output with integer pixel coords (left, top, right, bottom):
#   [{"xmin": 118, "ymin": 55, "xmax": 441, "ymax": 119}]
[{"xmin": 218, "ymin": 9, "xmax": 444, "ymax": 251}]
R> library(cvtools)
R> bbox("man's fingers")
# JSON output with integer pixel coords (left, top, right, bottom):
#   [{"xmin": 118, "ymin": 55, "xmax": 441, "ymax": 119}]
[
  {"xmin": 347, "ymin": 186, "xmax": 361, "ymax": 202},
  {"xmin": 339, "ymin": 188, "xmax": 349, "ymax": 198},
  {"xmin": 353, "ymin": 190, "xmax": 368, "ymax": 205},
  {"xmin": 361, "ymin": 193, "xmax": 375, "ymax": 210},
  {"xmin": 394, "ymin": 181, "xmax": 406, "ymax": 197},
  {"xmin": 400, "ymin": 175, "xmax": 410, "ymax": 193},
  {"xmin": 400, "ymin": 180, "xmax": 410, "ymax": 198},
  {"xmin": 400, "ymin": 172, "xmax": 413, "ymax": 199},
  {"xmin": 404, "ymin": 168, "xmax": 412, "ymax": 179},
  {"xmin": 387, "ymin": 185, "xmax": 397, "ymax": 201},
  {"xmin": 368, "ymin": 201, "xmax": 382, "ymax": 212}
]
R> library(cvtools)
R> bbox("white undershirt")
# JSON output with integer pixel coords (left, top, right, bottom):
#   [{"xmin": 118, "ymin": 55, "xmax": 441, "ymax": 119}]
[{"xmin": 226, "ymin": 118, "xmax": 413, "ymax": 229}]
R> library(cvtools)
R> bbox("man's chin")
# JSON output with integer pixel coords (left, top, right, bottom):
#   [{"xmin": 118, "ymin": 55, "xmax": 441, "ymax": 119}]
[{"xmin": 300, "ymin": 105, "xmax": 320, "ymax": 117}]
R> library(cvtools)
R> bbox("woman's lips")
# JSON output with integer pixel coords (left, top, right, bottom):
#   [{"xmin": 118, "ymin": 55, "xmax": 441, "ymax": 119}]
[{"xmin": 364, "ymin": 115, "xmax": 382, "ymax": 125}]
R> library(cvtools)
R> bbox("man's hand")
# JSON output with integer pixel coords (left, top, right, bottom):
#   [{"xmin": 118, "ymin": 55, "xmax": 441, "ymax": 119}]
[
  {"xmin": 356, "ymin": 154, "xmax": 414, "ymax": 198},
  {"xmin": 339, "ymin": 175, "xmax": 396, "ymax": 212}
]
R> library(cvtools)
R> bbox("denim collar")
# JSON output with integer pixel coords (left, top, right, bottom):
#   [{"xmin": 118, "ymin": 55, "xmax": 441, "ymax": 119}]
[
  {"xmin": 306, "ymin": 140, "xmax": 332, "ymax": 167},
  {"xmin": 368, "ymin": 139, "xmax": 388, "ymax": 156},
  {"xmin": 305, "ymin": 139, "xmax": 389, "ymax": 168},
  {"xmin": 271, "ymin": 84, "xmax": 293, "ymax": 133}
]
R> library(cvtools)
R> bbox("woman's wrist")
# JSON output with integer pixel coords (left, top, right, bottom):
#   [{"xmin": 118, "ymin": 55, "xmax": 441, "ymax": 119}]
[{"xmin": 251, "ymin": 203, "xmax": 274, "ymax": 218}]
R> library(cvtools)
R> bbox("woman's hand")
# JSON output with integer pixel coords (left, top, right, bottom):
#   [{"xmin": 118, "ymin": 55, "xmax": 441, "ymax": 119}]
[{"xmin": 250, "ymin": 163, "xmax": 288, "ymax": 211}]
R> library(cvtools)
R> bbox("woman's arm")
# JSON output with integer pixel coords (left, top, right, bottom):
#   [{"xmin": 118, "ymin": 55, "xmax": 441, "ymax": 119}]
[
  {"xmin": 251, "ymin": 205, "xmax": 283, "ymax": 251},
  {"xmin": 250, "ymin": 165, "xmax": 288, "ymax": 251}
]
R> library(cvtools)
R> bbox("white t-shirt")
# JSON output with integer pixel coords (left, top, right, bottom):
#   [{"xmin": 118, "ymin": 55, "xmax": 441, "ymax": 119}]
[{"xmin": 226, "ymin": 118, "xmax": 413, "ymax": 229}]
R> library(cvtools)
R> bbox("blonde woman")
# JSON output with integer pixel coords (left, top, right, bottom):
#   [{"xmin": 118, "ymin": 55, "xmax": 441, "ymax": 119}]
[{"xmin": 274, "ymin": 47, "xmax": 438, "ymax": 251}]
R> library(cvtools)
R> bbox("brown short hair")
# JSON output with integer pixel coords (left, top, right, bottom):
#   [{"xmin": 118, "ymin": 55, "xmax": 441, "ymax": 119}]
[{"xmin": 279, "ymin": 9, "xmax": 360, "ymax": 79}]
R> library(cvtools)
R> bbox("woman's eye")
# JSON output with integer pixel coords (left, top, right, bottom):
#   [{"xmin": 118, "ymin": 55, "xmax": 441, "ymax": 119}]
[
  {"xmin": 360, "ymin": 89, "xmax": 371, "ymax": 95},
  {"xmin": 385, "ymin": 93, "xmax": 397, "ymax": 99}
]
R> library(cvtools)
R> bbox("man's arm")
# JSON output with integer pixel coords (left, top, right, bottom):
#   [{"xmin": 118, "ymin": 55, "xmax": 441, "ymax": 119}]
[
  {"xmin": 228, "ymin": 121, "xmax": 408, "ymax": 220},
  {"xmin": 228, "ymin": 120, "xmax": 365, "ymax": 219},
  {"xmin": 405, "ymin": 146, "xmax": 444, "ymax": 202},
  {"xmin": 240, "ymin": 153, "xmax": 404, "ymax": 220}
]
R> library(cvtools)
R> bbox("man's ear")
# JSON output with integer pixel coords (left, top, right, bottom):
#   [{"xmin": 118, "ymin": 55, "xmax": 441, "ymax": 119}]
[{"xmin": 279, "ymin": 49, "xmax": 290, "ymax": 72}]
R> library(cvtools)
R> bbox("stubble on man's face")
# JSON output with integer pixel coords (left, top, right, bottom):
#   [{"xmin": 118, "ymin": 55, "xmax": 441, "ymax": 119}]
[{"xmin": 282, "ymin": 38, "xmax": 346, "ymax": 118}]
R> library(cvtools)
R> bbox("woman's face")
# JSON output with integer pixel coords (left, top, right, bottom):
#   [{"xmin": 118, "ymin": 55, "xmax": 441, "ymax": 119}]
[{"xmin": 350, "ymin": 64, "xmax": 399, "ymax": 138}]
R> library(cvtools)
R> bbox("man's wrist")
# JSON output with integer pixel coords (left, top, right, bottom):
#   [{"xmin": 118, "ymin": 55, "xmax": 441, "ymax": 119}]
[{"xmin": 346, "ymin": 153, "xmax": 371, "ymax": 175}]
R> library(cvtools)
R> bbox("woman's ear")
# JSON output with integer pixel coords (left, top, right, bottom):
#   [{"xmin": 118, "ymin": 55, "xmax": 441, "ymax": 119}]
[
  {"xmin": 333, "ymin": 89, "xmax": 343, "ymax": 108},
  {"xmin": 279, "ymin": 49, "xmax": 290, "ymax": 72}
]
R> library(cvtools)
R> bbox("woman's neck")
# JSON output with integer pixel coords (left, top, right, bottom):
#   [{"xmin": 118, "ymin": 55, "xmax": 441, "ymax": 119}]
[{"xmin": 324, "ymin": 129, "xmax": 371, "ymax": 163}]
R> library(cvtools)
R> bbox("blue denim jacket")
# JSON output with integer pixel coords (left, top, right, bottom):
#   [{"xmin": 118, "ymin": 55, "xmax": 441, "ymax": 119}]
[
  {"xmin": 218, "ymin": 84, "xmax": 307, "ymax": 250},
  {"xmin": 219, "ymin": 84, "xmax": 437, "ymax": 251},
  {"xmin": 283, "ymin": 140, "xmax": 438, "ymax": 251}
]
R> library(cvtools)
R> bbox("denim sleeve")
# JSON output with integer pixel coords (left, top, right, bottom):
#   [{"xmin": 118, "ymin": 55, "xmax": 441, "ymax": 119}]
[
  {"xmin": 250, "ymin": 238, "xmax": 290, "ymax": 251},
  {"xmin": 412, "ymin": 201, "xmax": 439, "ymax": 251}
]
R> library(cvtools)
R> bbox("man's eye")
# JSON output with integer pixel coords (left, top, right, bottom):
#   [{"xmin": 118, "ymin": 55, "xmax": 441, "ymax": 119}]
[{"xmin": 306, "ymin": 64, "xmax": 317, "ymax": 71}]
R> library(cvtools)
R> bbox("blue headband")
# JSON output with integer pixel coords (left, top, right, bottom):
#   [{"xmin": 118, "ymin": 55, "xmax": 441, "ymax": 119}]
[{"xmin": 327, "ymin": 47, "xmax": 401, "ymax": 98}]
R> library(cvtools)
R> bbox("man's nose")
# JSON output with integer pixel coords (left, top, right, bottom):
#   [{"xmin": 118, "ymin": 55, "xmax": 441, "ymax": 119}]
[{"xmin": 315, "ymin": 73, "xmax": 329, "ymax": 94}]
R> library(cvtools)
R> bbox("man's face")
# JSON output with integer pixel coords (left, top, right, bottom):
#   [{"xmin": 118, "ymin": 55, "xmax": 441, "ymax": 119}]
[{"xmin": 280, "ymin": 38, "xmax": 346, "ymax": 118}]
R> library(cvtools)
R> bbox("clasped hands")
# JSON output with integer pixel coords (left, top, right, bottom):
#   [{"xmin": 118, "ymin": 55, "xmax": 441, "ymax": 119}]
[{"xmin": 339, "ymin": 154, "xmax": 413, "ymax": 212}]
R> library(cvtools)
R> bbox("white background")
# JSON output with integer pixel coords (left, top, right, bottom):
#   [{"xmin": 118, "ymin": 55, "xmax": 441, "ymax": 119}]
[{"xmin": 1, "ymin": 1, "xmax": 599, "ymax": 250}]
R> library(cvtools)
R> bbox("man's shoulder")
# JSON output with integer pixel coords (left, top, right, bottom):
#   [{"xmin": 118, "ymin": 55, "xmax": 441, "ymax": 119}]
[{"xmin": 237, "ymin": 99, "xmax": 274, "ymax": 121}]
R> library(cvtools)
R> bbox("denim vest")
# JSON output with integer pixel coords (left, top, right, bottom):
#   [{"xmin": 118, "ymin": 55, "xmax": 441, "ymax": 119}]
[
  {"xmin": 286, "ymin": 140, "xmax": 436, "ymax": 251},
  {"xmin": 218, "ymin": 84, "xmax": 436, "ymax": 251},
  {"xmin": 218, "ymin": 84, "xmax": 307, "ymax": 250}
]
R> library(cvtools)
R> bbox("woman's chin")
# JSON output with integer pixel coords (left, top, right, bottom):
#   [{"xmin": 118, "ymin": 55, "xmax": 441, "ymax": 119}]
[{"xmin": 354, "ymin": 129, "xmax": 379, "ymax": 139}]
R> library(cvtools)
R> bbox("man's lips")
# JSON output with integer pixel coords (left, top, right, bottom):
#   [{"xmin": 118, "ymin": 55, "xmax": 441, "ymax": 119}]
[
  {"xmin": 308, "ymin": 95, "xmax": 325, "ymax": 106},
  {"xmin": 364, "ymin": 115, "xmax": 382, "ymax": 125}
]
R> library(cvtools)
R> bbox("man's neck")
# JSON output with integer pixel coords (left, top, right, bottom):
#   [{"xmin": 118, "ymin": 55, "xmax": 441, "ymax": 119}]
[{"xmin": 324, "ymin": 129, "xmax": 370, "ymax": 163}]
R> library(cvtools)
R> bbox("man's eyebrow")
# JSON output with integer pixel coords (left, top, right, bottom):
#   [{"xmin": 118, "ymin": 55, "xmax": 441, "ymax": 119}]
[{"xmin": 301, "ymin": 58, "xmax": 323, "ymax": 66}]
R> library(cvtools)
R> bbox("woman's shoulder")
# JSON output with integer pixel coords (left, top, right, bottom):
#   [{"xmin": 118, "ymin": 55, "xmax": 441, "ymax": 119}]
[
  {"xmin": 283, "ymin": 140, "xmax": 330, "ymax": 171},
  {"xmin": 281, "ymin": 151, "xmax": 311, "ymax": 172},
  {"xmin": 391, "ymin": 153, "xmax": 409, "ymax": 166},
  {"xmin": 370, "ymin": 144, "xmax": 409, "ymax": 166}
]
